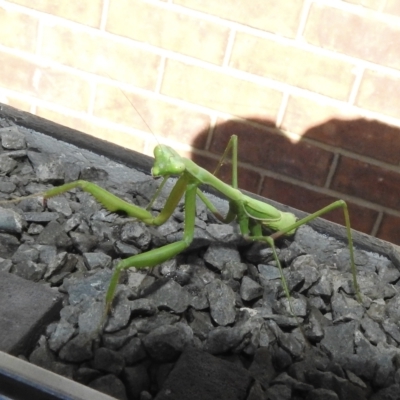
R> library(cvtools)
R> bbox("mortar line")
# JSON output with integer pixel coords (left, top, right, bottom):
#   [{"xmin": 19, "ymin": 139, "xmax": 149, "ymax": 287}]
[
  {"xmin": 370, "ymin": 211, "xmax": 383, "ymax": 236},
  {"xmin": 347, "ymin": 66, "xmax": 364, "ymax": 105},
  {"xmin": 35, "ymin": 15, "xmax": 44, "ymax": 56},
  {"xmin": 30, "ymin": 102, "xmax": 37, "ymax": 115},
  {"xmin": 296, "ymin": 0, "xmax": 313, "ymax": 40},
  {"xmin": 32, "ymin": 16, "xmax": 45, "ymax": 112},
  {"xmin": 99, "ymin": 0, "xmax": 109, "ymax": 31},
  {"xmin": 155, "ymin": 56, "xmax": 166, "ymax": 94},
  {"xmin": 378, "ymin": 1, "xmax": 386, "ymax": 13},
  {"xmin": 87, "ymin": 80, "xmax": 97, "ymax": 115},
  {"xmin": 324, "ymin": 152, "xmax": 340, "ymax": 189},
  {"xmin": 256, "ymin": 175, "xmax": 264, "ymax": 195},
  {"xmin": 316, "ymin": 0, "xmax": 400, "ymax": 24},
  {"xmin": 301, "ymin": 136, "xmax": 400, "ymax": 174},
  {"xmin": 275, "ymin": 91, "xmax": 289, "ymax": 128},
  {"xmin": 204, "ymin": 114, "xmax": 218, "ymax": 151},
  {"xmin": 222, "ymin": 29, "xmax": 236, "ymax": 68}
]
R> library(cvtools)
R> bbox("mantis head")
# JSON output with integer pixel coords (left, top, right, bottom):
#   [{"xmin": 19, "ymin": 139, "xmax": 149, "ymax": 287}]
[{"xmin": 152, "ymin": 144, "xmax": 186, "ymax": 177}]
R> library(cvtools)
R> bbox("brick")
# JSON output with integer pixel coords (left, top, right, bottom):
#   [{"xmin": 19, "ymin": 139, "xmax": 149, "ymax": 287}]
[
  {"xmin": 175, "ymin": 0, "xmax": 304, "ymax": 38},
  {"xmin": 231, "ymin": 33, "xmax": 355, "ymax": 101},
  {"xmin": 0, "ymin": 271, "xmax": 63, "ymax": 355},
  {"xmin": 0, "ymin": 52, "xmax": 39, "ymax": 95},
  {"xmin": 377, "ymin": 213, "xmax": 400, "ymax": 244},
  {"xmin": 2, "ymin": 96, "xmax": 32, "ymax": 113},
  {"xmin": 304, "ymin": 3, "xmax": 400, "ymax": 69},
  {"xmin": 0, "ymin": 52, "xmax": 91, "ymax": 111},
  {"xmin": 40, "ymin": 71, "xmax": 92, "ymax": 112},
  {"xmin": 0, "ymin": 7, "xmax": 38, "ymax": 53},
  {"xmin": 93, "ymin": 83, "xmax": 211, "ymax": 147},
  {"xmin": 106, "ymin": 0, "xmax": 229, "ymax": 65},
  {"xmin": 36, "ymin": 107, "xmax": 146, "ymax": 153},
  {"xmin": 210, "ymin": 118, "xmax": 334, "ymax": 186},
  {"xmin": 282, "ymin": 96, "xmax": 357, "ymax": 134},
  {"xmin": 260, "ymin": 176, "xmax": 378, "ymax": 234},
  {"xmin": 384, "ymin": 0, "xmax": 400, "ymax": 16},
  {"xmin": 356, "ymin": 69, "xmax": 400, "ymax": 119},
  {"xmin": 331, "ymin": 156, "xmax": 400, "ymax": 210},
  {"xmin": 343, "ymin": 0, "xmax": 385, "ymax": 9},
  {"xmin": 10, "ymin": 0, "xmax": 103, "ymax": 27},
  {"xmin": 191, "ymin": 128, "xmax": 211, "ymax": 152},
  {"xmin": 41, "ymin": 24, "xmax": 160, "ymax": 90},
  {"xmin": 344, "ymin": 0, "xmax": 400, "ymax": 16},
  {"xmin": 305, "ymin": 118, "xmax": 400, "ymax": 165},
  {"xmin": 282, "ymin": 95, "xmax": 400, "ymax": 165},
  {"xmin": 162, "ymin": 60, "xmax": 283, "ymax": 120},
  {"xmin": 191, "ymin": 153, "xmax": 262, "ymax": 193}
]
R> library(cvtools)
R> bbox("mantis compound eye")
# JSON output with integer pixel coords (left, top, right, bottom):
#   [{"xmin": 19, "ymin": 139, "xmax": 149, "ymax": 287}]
[{"xmin": 152, "ymin": 159, "xmax": 185, "ymax": 176}]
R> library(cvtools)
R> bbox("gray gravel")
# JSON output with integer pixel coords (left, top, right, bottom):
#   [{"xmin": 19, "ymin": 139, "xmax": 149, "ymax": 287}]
[{"xmin": 0, "ymin": 119, "xmax": 400, "ymax": 400}]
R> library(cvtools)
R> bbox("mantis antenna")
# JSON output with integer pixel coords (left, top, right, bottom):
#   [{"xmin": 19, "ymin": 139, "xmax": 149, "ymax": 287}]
[
  {"xmin": 102, "ymin": 71, "xmax": 161, "ymax": 146},
  {"xmin": 102, "ymin": 71, "xmax": 169, "ymax": 208}
]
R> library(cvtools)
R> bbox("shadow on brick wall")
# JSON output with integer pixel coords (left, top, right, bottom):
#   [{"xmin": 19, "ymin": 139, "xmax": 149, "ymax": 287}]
[{"xmin": 191, "ymin": 117, "xmax": 400, "ymax": 245}]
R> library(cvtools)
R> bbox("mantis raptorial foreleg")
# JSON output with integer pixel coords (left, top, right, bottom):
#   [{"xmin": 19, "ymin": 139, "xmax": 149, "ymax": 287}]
[{"xmin": 39, "ymin": 175, "xmax": 198, "ymax": 314}]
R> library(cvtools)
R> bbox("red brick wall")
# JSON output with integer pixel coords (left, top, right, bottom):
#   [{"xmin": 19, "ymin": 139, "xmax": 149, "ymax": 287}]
[{"xmin": 1, "ymin": 1, "xmax": 400, "ymax": 243}]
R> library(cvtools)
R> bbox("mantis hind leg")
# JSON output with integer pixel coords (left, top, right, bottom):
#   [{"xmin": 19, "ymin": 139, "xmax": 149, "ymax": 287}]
[
  {"xmin": 269, "ymin": 200, "xmax": 360, "ymax": 303},
  {"xmin": 246, "ymin": 233, "xmax": 302, "ymax": 332}
]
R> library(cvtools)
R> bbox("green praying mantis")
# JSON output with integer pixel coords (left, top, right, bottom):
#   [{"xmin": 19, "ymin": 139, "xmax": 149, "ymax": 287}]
[{"xmin": 29, "ymin": 133, "xmax": 361, "ymax": 319}]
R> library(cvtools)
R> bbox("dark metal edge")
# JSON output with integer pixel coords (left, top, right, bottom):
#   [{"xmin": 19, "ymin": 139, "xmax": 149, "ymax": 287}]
[
  {"xmin": 0, "ymin": 103, "xmax": 154, "ymax": 174},
  {"xmin": 0, "ymin": 351, "xmax": 116, "ymax": 400}
]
